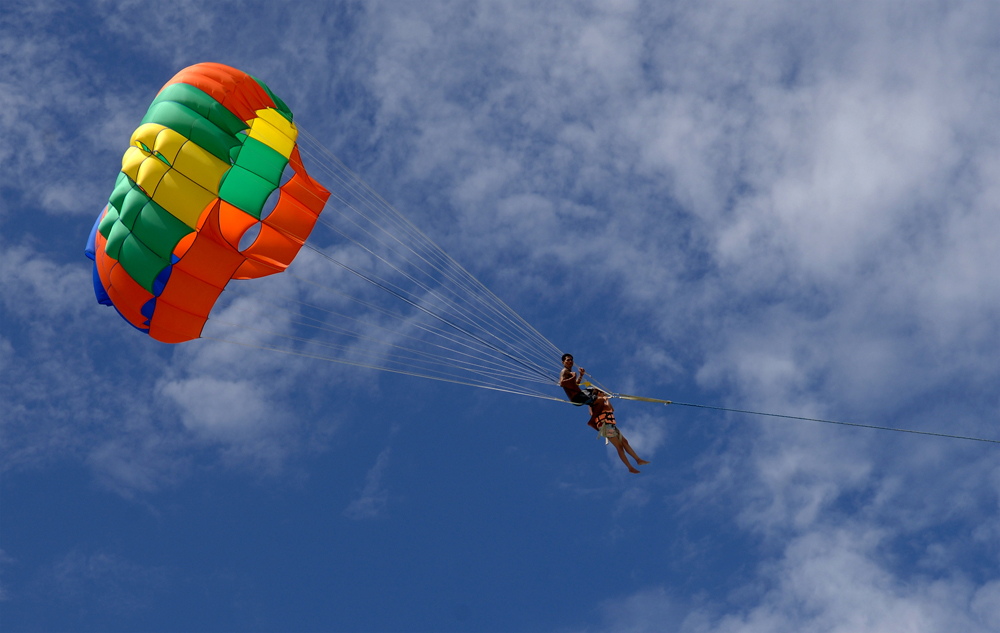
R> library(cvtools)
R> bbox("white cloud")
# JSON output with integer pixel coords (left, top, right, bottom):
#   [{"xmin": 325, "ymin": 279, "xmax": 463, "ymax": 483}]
[
  {"xmin": 618, "ymin": 411, "xmax": 668, "ymax": 459},
  {"xmin": 0, "ymin": 239, "xmax": 347, "ymax": 492},
  {"xmin": 0, "ymin": 243, "xmax": 91, "ymax": 320},
  {"xmin": 158, "ymin": 376, "xmax": 285, "ymax": 444},
  {"xmin": 692, "ymin": 527, "xmax": 992, "ymax": 633},
  {"xmin": 344, "ymin": 444, "xmax": 392, "ymax": 520},
  {"xmin": 0, "ymin": 5, "xmax": 137, "ymax": 218},
  {"xmin": 599, "ymin": 528, "xmax": 998, "ymax": 633}
]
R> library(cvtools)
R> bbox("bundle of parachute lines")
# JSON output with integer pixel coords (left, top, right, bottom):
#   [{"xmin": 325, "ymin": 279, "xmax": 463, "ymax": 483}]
[{"xmin": 86, "ymin": 62, "xmax": 567, "ymax": 401}]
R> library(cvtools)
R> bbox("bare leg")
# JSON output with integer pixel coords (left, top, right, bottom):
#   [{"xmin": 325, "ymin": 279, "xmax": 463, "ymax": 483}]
[
  {"xmin": 621, "ymin": 436, "xmax": 650, "ymax": 465},
  {"xmin": 609, "ymin": 436, "xmax": 640, "ymax": 473}
]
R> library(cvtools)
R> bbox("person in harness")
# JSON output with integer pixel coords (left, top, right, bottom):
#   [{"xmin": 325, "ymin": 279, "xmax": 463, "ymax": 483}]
[
  {"xmin": 587, "ymin": 391, "xmax": 649, "ymax": 473},
  {"xmin": 559, "ymin": 353, "xmax": 599, "ymax": 406},
  {"xmin": 560, "ymin": 354, "xmax": 650, "ymax": 473}
]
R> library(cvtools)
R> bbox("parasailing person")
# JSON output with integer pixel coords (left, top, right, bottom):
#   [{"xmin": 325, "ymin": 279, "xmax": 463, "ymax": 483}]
[
  {"xmin": 560, "ymin": 354, "xmax": 649, "ymax": 473},
  {"xmin": 586, "ymin": 390, "xmax": 649, "ymax": 473},
  {"xmin": 559, "ymin": 353, "xmax": 599, "ymax": 406}
]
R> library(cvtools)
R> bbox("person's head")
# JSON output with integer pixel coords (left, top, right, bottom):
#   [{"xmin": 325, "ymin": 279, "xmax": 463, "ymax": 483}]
[{"xmin": 561, "ymin": 353, "xmax": 574, "ymax": 368}]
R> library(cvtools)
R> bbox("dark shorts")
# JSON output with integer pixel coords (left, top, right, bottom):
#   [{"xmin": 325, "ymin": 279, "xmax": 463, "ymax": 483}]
[{"xmin": 569, "ymin": 388, "xmax": 598, "ymax": 407}]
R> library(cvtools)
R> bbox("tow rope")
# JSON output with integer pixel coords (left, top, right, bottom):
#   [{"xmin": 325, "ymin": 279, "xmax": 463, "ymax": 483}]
[{"xmin": 611, "ymin": 393, "xmax": 1000, "ymax": 445}]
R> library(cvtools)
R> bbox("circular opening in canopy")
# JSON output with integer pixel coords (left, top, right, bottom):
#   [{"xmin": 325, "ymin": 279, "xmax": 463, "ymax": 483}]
[
  {"xmin": 279, "ymin": 162, "xmax": 294, "ymax": 187},
  {"xmin": 260, "ymin": 187, "xmax": 281, "ymax": 222},
  {"xmin": 239, "ymin": 221, "xmax": 262, "ymax": 251}
]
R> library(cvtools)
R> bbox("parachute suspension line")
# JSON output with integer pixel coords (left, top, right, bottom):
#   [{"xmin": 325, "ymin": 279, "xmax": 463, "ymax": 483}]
[
  {"xmin": 295, "ymin": 131, "xmax": 564, "ymax": 363},
  {"xmin": 612, "ymin": 394, "xmax": 1000, "ymax": 444},
  {"xmin": 288, "ymin": 157, "xmax": 541, "ymax": 350},
  {"xmin": 294, "ymin": 141, "xmax": 540, "ymax": 344},
  {"xmin": 209, "ymin": 308, "xmax": 550, "ymax": 384},
  {"xmin": 295, "ymin": 139, "xmax": 500, "ymax": 308},
  {"xmin": 205, "ymin": 319, "xmax": 555, "ymax": 396},
  {"xmin": 211, "ymin": 295, "xmax": 548, "ymax": 384},
  {"xmin": 220, "ymin": 295, "xmax": 548, "ymax": 384},
  {"xmin": 277, "ymin": 274, "xmax": 552, "ymax": 378},
  {"xmin": 199, "ymin": 335, "xmax": 569, "ymax": 403},
  {"xmin": 310, "ymin": 212, "xmax": 553, "ymax": 372},
  {"xmin": 298, "ymin": 241, "xmax": 557, "ymax": 383},
  {"xmin": 208, "ymin": 290, "xmax": 559, "ymax": 395},
  {"xmin": 294, "ymin": 144, "xmax": 560, "ymax": 374},
  {"xmin": 292, "ymin": 143, "xmax": 560, "ymax": 381}
]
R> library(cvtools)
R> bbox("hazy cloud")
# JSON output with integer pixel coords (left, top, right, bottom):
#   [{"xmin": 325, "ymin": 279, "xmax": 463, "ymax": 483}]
[{"xmin": 344, "ymin": 444, "xmax": 392, "ymax": 520}]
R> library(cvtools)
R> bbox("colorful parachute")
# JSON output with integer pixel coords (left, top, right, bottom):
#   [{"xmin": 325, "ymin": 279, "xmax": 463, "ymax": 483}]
[{"xmin": 85, "ymin": 63, "xmax": 330, "ymax": 343}]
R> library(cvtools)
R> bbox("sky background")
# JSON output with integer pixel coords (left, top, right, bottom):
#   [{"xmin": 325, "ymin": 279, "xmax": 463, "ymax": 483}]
[{"xmin": 3, "ymin": 1, "xmax": 1000, "ymax": 631}]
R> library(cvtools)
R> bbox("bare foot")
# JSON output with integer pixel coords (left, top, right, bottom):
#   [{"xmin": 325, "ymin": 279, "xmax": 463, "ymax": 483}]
[
  {"xmin": 636, "ymin": 459, "xmax": 650, "ymax": 465},
  {"xmin": 628, "ymin": 467, "xmax": 641, "ymax": 474}
]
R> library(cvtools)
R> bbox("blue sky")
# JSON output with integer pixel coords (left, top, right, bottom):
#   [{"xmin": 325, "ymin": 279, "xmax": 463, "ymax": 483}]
[{"xmin": 4, "ymin": 1, "xmax": 1000, "ymax": 631}]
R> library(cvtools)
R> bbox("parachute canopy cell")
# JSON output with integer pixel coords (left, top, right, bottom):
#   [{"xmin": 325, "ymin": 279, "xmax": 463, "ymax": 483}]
[{"xmin": 84, "ymin": 62, "xmax": 330, "ymax": 343}]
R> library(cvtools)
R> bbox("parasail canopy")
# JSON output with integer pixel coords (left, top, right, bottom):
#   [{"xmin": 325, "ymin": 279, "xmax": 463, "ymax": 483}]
[{"xmin": 85, "ymin": 62, "xmax": 330, "ymax": 343}]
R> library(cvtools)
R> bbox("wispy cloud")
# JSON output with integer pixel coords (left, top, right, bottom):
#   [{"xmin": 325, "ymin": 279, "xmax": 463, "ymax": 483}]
[
  {"xmin": 0, "ymin": 549, "xmax": 13, "ymax": 601},
  {"xmin": 344, "ymin": 444, "xmax": 392, "ymax": 520},
  {"xmin": 29, "ymin": 549, "xmax": 168, "ymax": 618}
]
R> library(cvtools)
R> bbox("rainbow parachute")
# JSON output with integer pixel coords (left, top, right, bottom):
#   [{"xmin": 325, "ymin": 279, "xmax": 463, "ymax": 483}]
[{"xmin": 85, "ymin": 63, "xmax": 330, "ymax": 343}]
